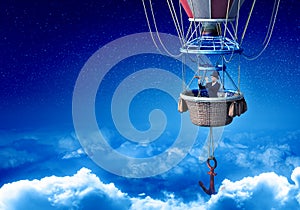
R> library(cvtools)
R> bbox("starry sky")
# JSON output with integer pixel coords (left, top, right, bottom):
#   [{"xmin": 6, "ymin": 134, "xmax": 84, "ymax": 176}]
[{"xmin": 1, "ymin": 0, "xmax": 300, "ymax": 209}]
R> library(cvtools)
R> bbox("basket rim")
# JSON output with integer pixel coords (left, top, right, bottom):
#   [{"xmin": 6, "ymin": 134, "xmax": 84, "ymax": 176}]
[{"xmin": 180, "ymin": 89, "xmax": 244, "ymax": 102}]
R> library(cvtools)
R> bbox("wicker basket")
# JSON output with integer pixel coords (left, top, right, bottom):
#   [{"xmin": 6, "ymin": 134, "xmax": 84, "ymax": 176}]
[{"xmin": 180, "ymin": 90, "xmax": 245, "ymax": 127}]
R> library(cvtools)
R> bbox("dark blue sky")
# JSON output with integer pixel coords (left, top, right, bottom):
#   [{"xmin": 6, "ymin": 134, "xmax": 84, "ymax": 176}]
[
  {"xmin": 0, "ymin": 0, "xmax": 144, "ymax": 129},
  {"xmin": 0, "ymin": 0, "xmax": 299, "ymax": 130},
  {"xmin": 0, "ymin": 1, "xmax": 300, "ymax": 209}
]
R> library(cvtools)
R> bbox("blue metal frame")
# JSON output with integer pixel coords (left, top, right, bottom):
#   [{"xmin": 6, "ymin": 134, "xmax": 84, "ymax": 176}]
[{"xmin": 180, "ymin": 36, "xmax": 242, "ymax": 55}]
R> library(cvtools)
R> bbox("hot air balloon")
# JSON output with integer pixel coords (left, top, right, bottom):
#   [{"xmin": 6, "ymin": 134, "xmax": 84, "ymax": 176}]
[{"xmin": 142, "ymin": 0, "xmax": 281, "ymax": 195}]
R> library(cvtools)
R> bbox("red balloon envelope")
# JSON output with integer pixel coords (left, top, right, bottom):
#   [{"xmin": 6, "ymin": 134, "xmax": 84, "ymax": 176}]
[{"xmin": 180, "ymin": 0, "xmax": 244, "ymax": 19}]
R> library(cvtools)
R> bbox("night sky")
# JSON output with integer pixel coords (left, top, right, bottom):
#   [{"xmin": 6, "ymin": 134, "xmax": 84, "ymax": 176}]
[{"xmin": 1, "ymin": 0, "xmax": 300, "ymax": 209}]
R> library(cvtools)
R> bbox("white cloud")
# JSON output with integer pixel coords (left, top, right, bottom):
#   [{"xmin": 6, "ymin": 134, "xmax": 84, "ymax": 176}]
[
  {"xmin": 208, "ymin": 169, "xmax": 300, "ymax": 209},
  {"xmin": 218, "ymin": 131, "xmax": 300, "ymax": 176},
  {"xmin": 291, "ymin": 167, "xmax": 300, "ymax": 187},
  {"xmin": 62, "ymin": 148, "xmax": 85, "ymax": 159},
  {"xmin": 286, "ymin": 156, "xmax": 300, "ymax": 169},
  {"xmin": 1, "ymin": 130, "xmax": 300, "ymax": 209},
  {"xmin": 57, "ymin": 134, "xmax": 80, "ymax": 152},
  {"xmin": 130, "ymin": 195, "xmax": 206, "ymax": 210},
  {"xmin": 0, "ymin": 148, "xmax": 38, "ymax": 169},
  {"xmin": 0, "ymin": 131, "xmax": 88, "ymax": 170},
  {"xmin": 1, "ymin": 167, "xmax": 300, "ymax": 210},
  {"xmin": 0, "ymin": 168, "xmax": 130, "ymax": 210}
]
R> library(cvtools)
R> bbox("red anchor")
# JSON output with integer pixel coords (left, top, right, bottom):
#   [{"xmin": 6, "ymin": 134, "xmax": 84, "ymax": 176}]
[{"xmin": 199, "ymin": 156, "xmax": 217, "ymax": 195}]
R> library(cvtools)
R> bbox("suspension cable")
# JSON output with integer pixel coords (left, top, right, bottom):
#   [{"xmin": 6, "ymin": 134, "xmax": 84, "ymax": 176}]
[
  {"xmin": 224, "ymin": 22, "xmax": 237, "ymax": 42},
  {"xmin": 208, "ymin": 127, "xmax": 215, "ymax": 158},
  {"xmin": 240, "ymin": 0, "xmax": 257, "ymax": 45},
  {"xmin": 222, "ymin": 61, "xmax": 240, "ymax": 91},
  {"xmin": 235, "ymin": 0, "xmax": 242, "ymax": 41},
  {"xmin": 189, "ymin": 0, "xmax": 199, "ymax": 38},
  {"xmin": 182, "ymin": 55, "xmax": 186, "ymax": 91},
  {"xmin": 166, "ymin": 0, "xmax": 184, "ymax": 45},
  {"xmin": 179, "ymin": 0, "xmax": 185, "ymax": 42},
  {"xmin": 223, "ymin": 0, "xmax": 240, "ymax": 62},
  {"xmin": 142, "ymin": 0, "xmax": 182, "ymax": 58},
  {"xmin": 264, "ymin": 0, "xmax": 277, "ymax": 45},
  {"xmin": 242, "ymin": 0, "xmax": 281, "ymax": 60},
  {"xmin": 185, "ymin": 76, "xmax": 196, "ymax": 90},
  {"xmin": 230, "ymin": 22, "xmax": 238, "ymax": 42},
  {"xmin": 149, "ymin": 0, "xmax": 183, "ymax": 57},
  {"xmin": 238, "ymin": 54, "xmax": 241, "ymax": 92},
  {"xmin": 185, "ymin": 21, "xmax": 193, "ymax": 41},
  {"xmin": 223, "ymin": 0, "xmax": 231, "ymax": 39},
  {"xmin": 217, "ymin": 23, "xmax": 222, "ymax": 36},
  {"xmin": 142, "ymin": 0, "xmax": 163, "ymax": 54},
  {"xmin": 187, "ymin": 22, "xmax": 201, "ymax": 43},
  {"xmin": 223, "ymin": 51, "xmax": 236, "ymax": 63}
]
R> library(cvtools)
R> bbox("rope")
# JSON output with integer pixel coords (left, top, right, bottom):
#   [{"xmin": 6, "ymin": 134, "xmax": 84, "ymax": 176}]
[
  {"xmin": 235, "ymin": 0, "xmax": 242, "ymax": 41},
  {"xmin": 238, "ymin": 55, "xmax": 241, "ymax": 92},
  {"xmin": 184, "ymin": 55, "xmax": 211, "ymax": 90},
  {"xmin": 221, "ymin": 24, "xmax": 240, "ymax": 63},
  {"xmin": 166, "ymin": 0, "xmax": 184, "ymax": 45},
  {"xmin": 182, "ymin": 55, "xmax": 186, "ymax": 91},
  {"xmin": 223, "ymin": 65, "xmax": 240, "ymax": 91},
  {"xmin": 230, "ymin": 22, "xmax": 237, "ymax": 40},
  {"xmin": 179, "ymin": 0, "xmax": 185, "ymax": 42},
  {"xmin": 185, "ymin": 76, "xmax": 196, "ymax": 90},
  {"xmin": 223, "ymin": 42, "xmax": 236, "ymax": 63},
  {"xmin": 240, "ymin": 0, "xmax": 257, "ymax": 45},
  {"xmin": 243, "ymin": 0, "xmax": 281, "ymax": 60},
  {"xmin": 142, "ymin": 0, "xmax": 163, "ymax": 54},
  {"xmin": 223, "ymin": 0, "xmax": 240, "ymax": 60},
  {"xmin": 189, "ymin": 0, "xmax": 199, "ymax": 38},
  {"xmin": 185, "ymin": 22, "xmax": 193, "ymax": 41},
  {"xmin": 211, "ymin": 128, "xmax": 214, "ymax": 157},
  {"xmin": 223, "ymin": 0, "xmax": 231, "ymax": 39},
  {"xmin": 142, "ymin": 0, "xmax": 182, "ymax": 58},
  {"xmin": 149, "ymin": 0, "xmax": 183, "ymax": 57},
  {"xmin": 187, "ymin": 22, "xmax": 201, "ymax": 43},
  {"xmin": 208, "ymin": 127, "xmax": 214, "ymax": 158},
  {"xmin": 223, "ymin": 52, "xmax": 236, "ymax": 63},
  {"xmin": 216, "ymin": 23, "xmax": 222, "ymax": 35},
  {"xmin": 264, "ymin": 0, "xmax": 277, "ymax": 45},
  {"xmin": 221, "ymin": 59, "xmax": 225, "ymax": 90},
  {"xmin": 224, "ymin": 22, "xmax": 237, "ymax": 42}
]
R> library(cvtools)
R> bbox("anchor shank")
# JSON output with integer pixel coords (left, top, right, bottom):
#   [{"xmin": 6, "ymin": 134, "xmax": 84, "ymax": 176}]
[{"xmin": 199, "ymin": 157, "xmax": 217, "ymax": 195}]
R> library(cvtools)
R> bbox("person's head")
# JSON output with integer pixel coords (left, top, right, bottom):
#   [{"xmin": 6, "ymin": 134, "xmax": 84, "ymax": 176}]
[{"xmin": 211, "ymin": 71, "xmax": 219, "ymax": 82}]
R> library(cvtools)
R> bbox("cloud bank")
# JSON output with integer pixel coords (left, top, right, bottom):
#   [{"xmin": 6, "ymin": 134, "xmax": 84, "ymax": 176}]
[
  {"xmin": 1, "ymin": 167, "xmax": 300, "ymax": 210},
  {"xmin": 0, "ymin": 168, "xmax": 130, "ymax": 210}
]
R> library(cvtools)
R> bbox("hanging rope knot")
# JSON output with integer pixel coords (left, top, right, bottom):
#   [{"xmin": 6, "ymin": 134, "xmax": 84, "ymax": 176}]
[
  {"xmin": 207, "ymin": 156, "xmax": 217, "ymax": 171},
  {"xmin": 207, "ymin": 170, "xmax": 217, "ymax": 177},
  {"xmin": 199, "ymin": 157, "xmax": 218, "ymax": 195},
  {"xmin": 207, "ymin": 156, "xmax": 217, "ymax": 176}
]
